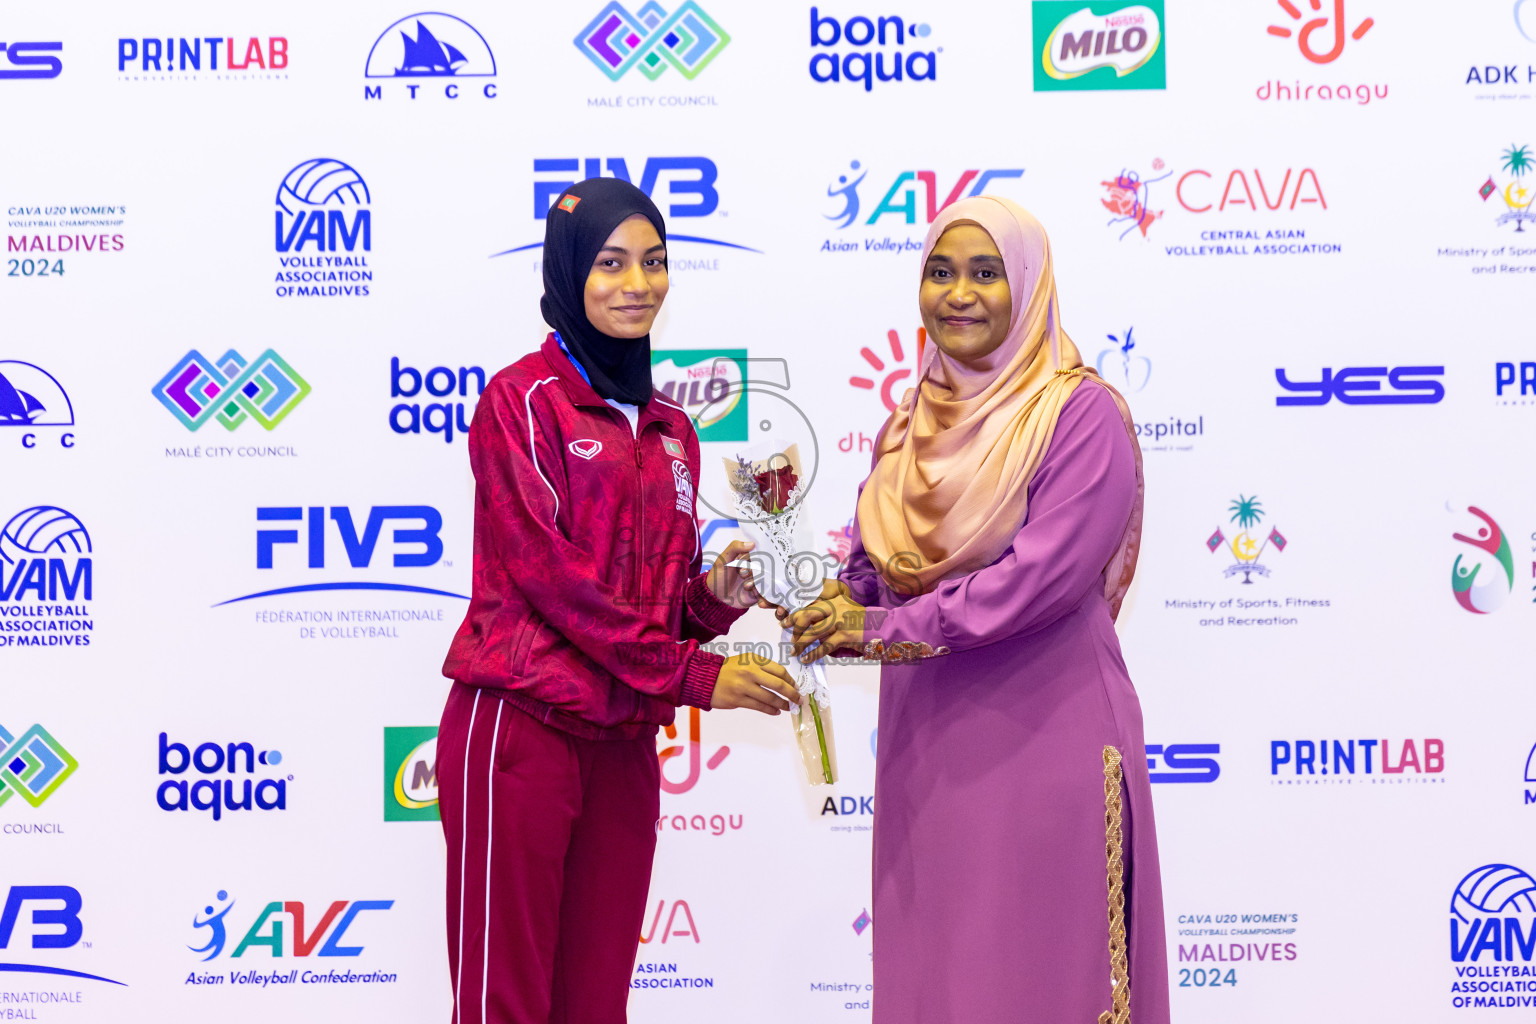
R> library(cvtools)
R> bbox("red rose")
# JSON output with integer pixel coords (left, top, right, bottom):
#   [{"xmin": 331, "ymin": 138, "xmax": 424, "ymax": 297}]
[{"xmin": 753, "ymin": 465, "xmax": 798, "ymax": 513}]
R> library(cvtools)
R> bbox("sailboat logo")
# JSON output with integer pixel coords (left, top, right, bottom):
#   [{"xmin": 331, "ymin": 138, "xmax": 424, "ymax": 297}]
[
  {"xmin": 365, "ymin": 13, "xmax": 497, "ymax": 79},
  {"xmin": 0, "ymin": 362, "xmax": 74, "ymax": 428}
]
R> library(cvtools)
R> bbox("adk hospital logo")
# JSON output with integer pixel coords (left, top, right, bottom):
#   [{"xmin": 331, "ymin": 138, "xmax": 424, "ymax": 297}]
[
  {"xmin": 273, "ymin": 159, "xmax": 372, "ymax": 298},
  {"xmin": 0, "ymin": 505, "xmax": 94, "ymax": 648}
]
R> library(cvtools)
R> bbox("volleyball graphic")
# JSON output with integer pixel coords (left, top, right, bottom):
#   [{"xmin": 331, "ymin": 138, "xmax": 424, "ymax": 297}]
[
  {"xmin": 1450, "ymin": 864, "xmax": 1536, "ymax": 924},
  {"xmin": 275, "ymin": 159, "xmax": 370, "ymax": 216},
  {"xmin": 0, "ymin": 506, "xmax": 91, "ymax": 570}
]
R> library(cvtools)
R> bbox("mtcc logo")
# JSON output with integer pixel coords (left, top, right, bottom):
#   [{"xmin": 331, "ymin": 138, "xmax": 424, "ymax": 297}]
[
  {"xmin": 364, "ymin": 13, "xmax": 497, "ymax": 100},
  {"xmin": 153, "ymin": 350, "xmax": 310, "ymax": 432},
  {"xmin": 0, "ymin": 723, "xmax": 78, "ymax": 809},
  {"xmin": 575, "ymin": 2, "xmax": 730, "ymax": 81},
  {"xmin": 0, "ymin": 360, "xmax": 76, "ymax": 449},
  {"xmin": 1450, "ymin": 506, "xmax": 1514, "ymax": 615}
]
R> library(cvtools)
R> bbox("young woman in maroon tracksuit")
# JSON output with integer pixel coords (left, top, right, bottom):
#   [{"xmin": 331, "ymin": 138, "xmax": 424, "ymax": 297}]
[{"xmin": 437, "ymin": 177, "xmax": 798, "ymax": 1024}]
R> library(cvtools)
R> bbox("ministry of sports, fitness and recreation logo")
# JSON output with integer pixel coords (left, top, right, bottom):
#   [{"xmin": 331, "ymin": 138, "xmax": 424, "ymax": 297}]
[
  {"xmin": 1207, "ymin": 495, "xmax": 1286, "ymax": 584},
  {"xmin": 153, "ymin": 350, "xmax": 310, "ymax": 432},
  {"xmin": 383, "ymin": 727, "xmax": 437, "ymax": 822},
  {"xmin": 1032, "ymin": 1, "xmax": 1165, "ymax": 91},
  {"xmin": 363, "ymin": 13, "xmax": 498, "ymax": 101},
  {"xmin": 0, "ymin": 724, "xmax": 77, "ymax": 809},
  {"xmin": 273, "ymin": 158, "xmax": 373, "ymax": 299},
  {"xmin": 1479, "ymin": 145, "xmax": 1536, "ymax": 232},
  {"xmin": 1450, "ymin": 505, "xmax": 1514, "ymax": 615},
  {"xmin": 575, "ymin": 2, "xmax": 729, "ymax": 81}
]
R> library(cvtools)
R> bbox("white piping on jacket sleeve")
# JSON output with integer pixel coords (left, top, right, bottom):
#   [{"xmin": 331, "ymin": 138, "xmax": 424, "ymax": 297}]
[{"xmin": 524, "ymin": 376, "xmax": 562, "ymax": 523}]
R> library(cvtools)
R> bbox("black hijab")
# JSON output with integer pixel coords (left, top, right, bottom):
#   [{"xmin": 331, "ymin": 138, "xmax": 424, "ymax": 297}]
[{"xmin": 540, "ymin": 177, "xmax": 667, "ymax": 405}]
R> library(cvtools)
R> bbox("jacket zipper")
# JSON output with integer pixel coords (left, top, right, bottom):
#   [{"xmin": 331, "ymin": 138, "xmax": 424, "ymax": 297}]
[{"xmin": 633, "ymin": 429, "xmax": 644, "ymax": 601}]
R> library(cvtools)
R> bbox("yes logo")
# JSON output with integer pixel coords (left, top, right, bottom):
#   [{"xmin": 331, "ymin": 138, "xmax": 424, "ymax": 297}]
[
  {"xmin": 1275, "ymin": 366, "xmax": 1444, "ymax": 406},
  {"xmin": 0, "ymin": 41, "xmax": 63, "ymax": 79},
  {"xmin": 1147, "ymin": 743, "xmax": 1220, "ymax": 783},
  {"xmin": 384, "ymin": 726, "xmax": 438, "ymax": 822},
  {"xmin": 190, "ymin": 891, "xmax": 393, "ymax": 959}
]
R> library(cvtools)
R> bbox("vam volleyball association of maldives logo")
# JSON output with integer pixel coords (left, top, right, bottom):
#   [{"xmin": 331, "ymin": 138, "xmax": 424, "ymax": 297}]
[
  {"xmin": 1450, "ymin": 505, "xmax": 1514, "ymax": 615},
  {"xmin": 272, "ymin": 158, "xmax": 373, "ymax": 299}
]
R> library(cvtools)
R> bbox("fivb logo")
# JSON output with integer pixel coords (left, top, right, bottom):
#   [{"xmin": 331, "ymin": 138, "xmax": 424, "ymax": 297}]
[
  {"xmin": 153, "ymin": 350, "xmax": 309, "ymax": 432},
  {"xmin": 0, "ymin": 723, "xmax": 78, "ymax": 809},
  {"xmin": 0, "ymin": 360, "xmax": 76, "ymax": 450},
  {"xmin": 213, "ymin": 505, "xmax": 465, "ymax": 605},
  {"xmin": 157, "ymin": 734, "xmax": 288, "ymax": 821},
  {"xmin": 0, "ymin": 886, "xmax": 126, "ymax": 985},
  {"xmin": 364, "ymin": 13, "xmax": 498, "ymax": 100},
  {"xmin": 576, "ymin": 2, "xmax": 730, "ymax": 81},
  {"xmin": 190, "ymin": 890, "xmax": 393, "ymax": 960}
]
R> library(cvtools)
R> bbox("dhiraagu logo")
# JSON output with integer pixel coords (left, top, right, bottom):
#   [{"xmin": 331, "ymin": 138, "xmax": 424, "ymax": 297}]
[
  {"xmin": 651, "ymin": 349, "xmax": 747, "ymax": 442},
  {"xmin": 384, "ymin": 726, "xmax": 438, "ymax": 822},
  {"xmin": 1033, "ymin": 2, "xmax": 1164, "ymax": 91}
]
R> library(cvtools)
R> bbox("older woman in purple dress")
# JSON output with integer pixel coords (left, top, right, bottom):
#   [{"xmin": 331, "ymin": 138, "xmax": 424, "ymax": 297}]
[{"xmin": 789, "ymin": 197, "xmax": 1169, "ymax": 1023}]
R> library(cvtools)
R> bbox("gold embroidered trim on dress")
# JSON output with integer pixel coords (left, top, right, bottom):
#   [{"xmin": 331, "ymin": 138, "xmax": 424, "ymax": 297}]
[{"xmin": 1098, "ymin": 745, "xmax": 1132, "ymax": 1024}]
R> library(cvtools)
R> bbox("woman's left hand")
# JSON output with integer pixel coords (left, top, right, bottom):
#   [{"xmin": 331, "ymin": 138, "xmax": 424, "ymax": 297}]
[
  {"xmin": 706, "ymin": 540, "xmax": 769, "ymax": 610},
  {"xmin": 787, "ymin": 580, "xmax": 867, "ymax": 663}
]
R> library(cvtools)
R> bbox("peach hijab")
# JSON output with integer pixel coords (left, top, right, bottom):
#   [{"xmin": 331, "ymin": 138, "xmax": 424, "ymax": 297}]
[{"xmin": 854, "ymin": 196, "xmax": 1144, "ymax": 616}]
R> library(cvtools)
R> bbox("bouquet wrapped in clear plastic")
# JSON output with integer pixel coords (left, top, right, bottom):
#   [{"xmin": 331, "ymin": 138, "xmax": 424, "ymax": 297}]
[{"xmin": 723, "ymin": 442, "xmax": 837, "ymax": 786}]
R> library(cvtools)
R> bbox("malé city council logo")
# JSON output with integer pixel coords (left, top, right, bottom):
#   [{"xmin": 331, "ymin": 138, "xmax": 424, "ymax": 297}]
[
  {"xmin": 575, "ymin": 2, "xmax": 730, "ymax": 81},
  {"xmin": 1450, "ymin": 506, "xmax": 1513, "ymax": 615},
  {"xmin": 1032, "ymin": 1, "xmax": 1165, "ymax": 91},
  {"xmin": 1207, "ymin": 495, "xmax": 1286, "ymax": 584},
  {"xmin": 153, "ymin": 350, "xmax": 309, "ymax": 432},
  {"xmin": 0, "ymin": 724, "xmax": 77, "ymax": 809}
]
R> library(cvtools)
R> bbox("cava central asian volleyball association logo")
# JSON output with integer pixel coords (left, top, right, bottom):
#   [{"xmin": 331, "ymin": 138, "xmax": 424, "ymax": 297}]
[
  {"xmin": 1450, "ymin": 506, "xmax": 1514, "ymax": 615},
  {"xmin": 1032, "ymin": 1, "xmax": 1164, "ymax": 91},
  {"xmin": 272, "ymin": 159, "xmax": 373, "ymax": 299}
]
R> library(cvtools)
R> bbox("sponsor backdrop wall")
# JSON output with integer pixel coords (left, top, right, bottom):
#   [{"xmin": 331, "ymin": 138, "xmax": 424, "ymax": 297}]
[{"xmin": 4, "ymin": 0, "xmax": 1535, "ymax": 1020}]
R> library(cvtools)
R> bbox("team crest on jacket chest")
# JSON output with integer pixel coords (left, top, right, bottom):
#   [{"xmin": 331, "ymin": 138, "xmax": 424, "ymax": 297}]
[{"xmin": 568, "ymin": 438, "xmax": 602, "ymax": 460}]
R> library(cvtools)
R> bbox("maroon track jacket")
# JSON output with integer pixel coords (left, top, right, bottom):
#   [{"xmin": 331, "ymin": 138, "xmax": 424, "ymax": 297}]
[{"xmin": 442, "ymin": 334, "xmax": 742, "ymax": 740}]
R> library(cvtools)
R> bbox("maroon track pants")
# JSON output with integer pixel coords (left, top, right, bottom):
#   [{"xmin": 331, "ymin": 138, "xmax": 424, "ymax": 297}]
[{"xmin": 439, "ymin": 682, "xmax": 660, "ymax": 1023}]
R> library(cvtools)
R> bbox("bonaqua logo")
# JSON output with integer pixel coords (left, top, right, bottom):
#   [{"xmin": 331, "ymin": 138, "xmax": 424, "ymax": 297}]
[
  {"xmin": 273, "ymin": 158, "xmax": 373, "ymax": 298},
  {"xmin": 809, "ymin": 8, "xmax": 937, "ymax": 91},
  {"xmin": 575, "ymin": 2, "xmax": 729, "ymax": 81},
  {"xmin": 0, "ymin": 723, "xmax": 77, "ymax": 809},
  {"xmin": 1450, "ymin": 506, "xmax": 1514, "ymax": 615},
  {"xmin": 389, "ymin": 358, "xmax": 485, "ymax": 444},
  {"xmin": 364, "ymin": 13, "xmax": 497, "ymax": 100},
  {"xmin": 156, "ymin": 733, "xmax": 289, "ymax": 821}
]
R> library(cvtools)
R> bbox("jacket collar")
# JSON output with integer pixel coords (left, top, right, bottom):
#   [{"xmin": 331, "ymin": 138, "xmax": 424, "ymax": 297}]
[{"xmin": 539, "ymin": 333, "xmax": 688, "ymax": 435}]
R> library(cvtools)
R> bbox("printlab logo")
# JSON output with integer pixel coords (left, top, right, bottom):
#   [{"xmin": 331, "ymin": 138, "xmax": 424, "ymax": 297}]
[
  {"xmin": 1450, "ymin": 506, "xmax": 1513, "ymax": 615},
  {"xmin": 117, "ymin": 35, "xmax": 287, "ymax": 80},
  {"xmin": 364, "ymin": 13, "xmax": 497, "ymax": 100},
  {"xmin": 189, "ymin": 891, "xmax": 394, "ymax": 961},
  {"xmin": 652, "ymin": 350, "xmax": 747, "ymax": 442},
  {"xmin": 1275, "ymin": 365, "xmax": 1444, "ymax": 406},
  {"xmin": 659, "ymin": 707, "xmax": 729, "ymax": 795},
  {"xmin": 849, "ymin": 327, "xmax": 923, "ymax": 413},
  {"xmin": 383, "ymin": 726, "xmax": 437, "ymax": 822},
  {"xmin": 809, "ymin": 7, "xmax": 937, "ymax": 91},
  {"xmin": 1271, "ymin": 737, "xmax": 1444, "ymax": 783},
  {"xmin": 153, "ymin": 350, "xmax": 309, "ymax": 432},
  {"xmin": 389, "ymin": 358, "xmax": 485, "ymax": 444},
  {"xmin": 1147, "ymin": 743, "xmax": 1220, "ymax": 783},
  {"xmin": 1207, "ymin": 495, "xmax": 1285, "ymax": 584},
  {"xmin": 1480, "ymin": 145, "xmax": 1536, "ymax": 232},
  {"xmin": 1497, "ymin": 361, "xmax": 1536, "ymax": 405},
  {"xmin": 496, "ymin": 157, "xmax": 758, "ymax": 258},
  {"xmin": 576, "ymin": 2, "xmax": 729, "ymax": 81},
  {"xmin": 0, "ymin": 886, "xmax": 127, "ymax": 986},
  {"xmin": 0, "ymin": 506, "xmax": 94, "ymax": 648},
  {"xmin": 0, "ymin": 41, "xmax": 63, "ymax": 80},
  {"xmin": 1032, "ymin": 1, "xmax": 1164, "ymax": 91},
  {"xmin": 0, "ymin": 360, "xmax": 75, "ymax": 450},
  {"xmin": 1449, "ymin": 865, "xmax": 1536, "ymax": 1009},
  {"xmin": 0, "ymin": 724, "xmax": 77, "ymax": 809},
  {"xmin": 822, "ymin": 160, "xmax": 1024, "ymax": 253},
  {"xmin": 157, "ymin": 733, "xmax": 289, "ymax": 821},
  {"xmin": 273, "ymin": 159, "xmax": 373, "ymax": 299}
]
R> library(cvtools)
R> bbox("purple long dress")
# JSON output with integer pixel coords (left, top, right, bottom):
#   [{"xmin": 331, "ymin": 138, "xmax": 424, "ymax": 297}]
[{"xmin": 839, "ymin": 384, "xmax": 1170, "ymax": 1023}]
